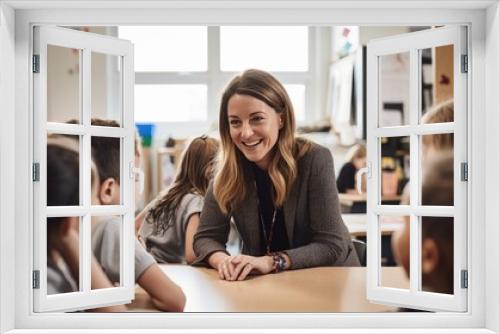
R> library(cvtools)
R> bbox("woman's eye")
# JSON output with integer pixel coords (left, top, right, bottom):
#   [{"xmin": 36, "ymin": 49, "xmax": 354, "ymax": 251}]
[
  {"xmin": 229, "ymin": 120, "xmax": 241, "ymax": 126},
  {"xmin": 252, "ymin": 116, "xmax": 264, "ymax": 122}
]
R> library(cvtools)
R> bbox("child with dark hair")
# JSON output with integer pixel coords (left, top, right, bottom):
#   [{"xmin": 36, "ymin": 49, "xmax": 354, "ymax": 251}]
[
  {"xmin": 46, "ymin": 143, "xmax": 127, "ymax": 312},
  {"xmin": 79, "ymin": 118, "xmax": 186, "ymax": 312},
  {"xmin": 136, "ymin": 136, "xmax": 219, "ymax": 264},
  {"xmin": 392, "ymin": 150, "xmax": 454, "ymax": 294}
]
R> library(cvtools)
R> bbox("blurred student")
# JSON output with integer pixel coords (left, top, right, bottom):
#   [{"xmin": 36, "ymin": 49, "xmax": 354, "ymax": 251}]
[
  {"xmin": 421, "ymin": 99, "xmax": 454, "ymax": 159},
  {"xmin": 67, "ymin": 118, "xmax": 186, "ymax": 312},
  {"xmin": 136, "ymin": 136, "xmax": 219, "ymax": 264},
  {"xmin": 336, "ymin": 144, "xmax": 366, "ymax": 194},
  {"xmin": 392, "ymin": 151, "xmax": 454, "ymax": 294},
  {"xmin": 46, "ymin": 143, "xmax": 126, "ymax": 312}
]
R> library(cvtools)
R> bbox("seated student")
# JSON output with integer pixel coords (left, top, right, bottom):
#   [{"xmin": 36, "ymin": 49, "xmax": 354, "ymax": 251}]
[
  {"xmin": 392, "ymin": 151, "xmax": 454, "ymax": 294},
  {"xmin": 136, "ymin": 136, "xmax": 219, "ymax": 264},
  {"xmin": 68, "ymin": 118, "xmax": 186, "ymax": 312},
  {"xmin": 46, "ymin": 143, "xmax": 126, "ymax": 312},
  {"xmin": 336, "ymin": 144, "xmax": 366, "ymax": 194}
]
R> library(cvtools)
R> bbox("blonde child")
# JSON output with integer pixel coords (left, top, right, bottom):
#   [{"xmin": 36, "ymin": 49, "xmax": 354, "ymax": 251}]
[{"xmin": 137, "ymin": 136, "xmax": 219, "ymax": 264}]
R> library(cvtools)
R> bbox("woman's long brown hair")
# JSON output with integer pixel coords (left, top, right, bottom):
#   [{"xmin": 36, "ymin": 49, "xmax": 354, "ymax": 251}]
[
  {"xmin": 214, "ymin": 69, "xmax": 311, "ymax": 214},
  {"xmin": 146, "ymin": 136, "xmax": 219, "ymax": 235}
]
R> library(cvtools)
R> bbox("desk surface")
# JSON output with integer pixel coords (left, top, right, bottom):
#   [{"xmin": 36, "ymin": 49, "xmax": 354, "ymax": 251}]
[{"xmin": 130, "ymin": 265, "xmax": 407, "ymax": 312}]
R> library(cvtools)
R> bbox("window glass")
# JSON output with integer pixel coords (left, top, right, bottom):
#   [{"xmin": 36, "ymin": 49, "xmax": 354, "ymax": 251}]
[
  {"xmin": 420, "ymin": 134, "xmax": 454, "ymax": 205},
  {"xmin": 420, "ymin": 216, "xmax": 454, "ymax": 294},
  {"xmin": 91, "ymin": 136, "xmax": 122, "ymax": 205},
  {"xmin": 379, "ymin": 52, "xmax": 410, "ymax": 127},
  {"xmin": 380, "ymin": 136, "xmax": 410, "ymax": 204},
  {"xmin": 380, "ymin": 215, "xmax": 410, "ymax": 290},
  {"xmin": 91, "ymin": 215, "xmax": 122, "ymax": 288},
  {"xmin": 420, "ymin": 45, "xmax": 454, "ymax": 122},
  {"xmin": 220, "ymin": 26, "xmax": 308, "ymax": 71},
  {"xmin": 118, "ymin": 26, "xmax": 207, "ymax": 72},
  {"xmin": 46, "ymin": 217, "xmax": 81, "ymax": 295},
  {"xmin": 46, "ymin": 134, "xmax": 81, "ymax": 207},
  {"xmin": 135, "ymin": 84, "xmax": 207, "ymax": 122},
  {"xmin": 91, "ymin": 52, "xmax": 123, "ymax": 126},
  {"xmin": 47, "ymin": 45, "xmax": 81, "ymax": 123}
]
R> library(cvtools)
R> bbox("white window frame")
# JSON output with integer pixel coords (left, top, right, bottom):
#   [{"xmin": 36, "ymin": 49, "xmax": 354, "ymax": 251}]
[
  {"xmin": 32, "ymin": 26, "xmax": 136, "ymax": 312},
  {"xmin": 366, "ymin": 26, "xmax": 468, "ymax": 312},
  {"xmin": 1, "ymin": 1, "xmax": 498, "ymax": 333},
  {"xmin": 124, "ymin": 26, "xmax": 324, "ymax": 140}
]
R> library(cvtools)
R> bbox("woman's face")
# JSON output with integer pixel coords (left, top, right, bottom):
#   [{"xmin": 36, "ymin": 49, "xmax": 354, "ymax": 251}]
[{"xmin": 227, "ymin": 94, "xmax": 282, "ymax": 170}]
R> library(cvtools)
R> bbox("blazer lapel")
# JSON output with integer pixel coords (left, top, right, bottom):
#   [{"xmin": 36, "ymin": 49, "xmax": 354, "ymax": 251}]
[{"xmin": 283, "ymin": 180, "xmax": 299, "ymax": 247}]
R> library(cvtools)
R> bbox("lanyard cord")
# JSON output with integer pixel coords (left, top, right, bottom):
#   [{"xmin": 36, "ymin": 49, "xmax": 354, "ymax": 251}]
[{"xmin": 257, "ymin": 194, "xmax": 277, "ymax": 255}]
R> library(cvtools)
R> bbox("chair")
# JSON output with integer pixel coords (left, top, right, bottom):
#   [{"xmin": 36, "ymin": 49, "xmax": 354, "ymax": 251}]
[{"xmin": 352, "ymin": 239, "xmax": 367, "ymax": 266}]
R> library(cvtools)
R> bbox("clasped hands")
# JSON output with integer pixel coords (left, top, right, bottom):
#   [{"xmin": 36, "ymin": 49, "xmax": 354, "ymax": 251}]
[{"xmin": 214, "ymin": 254, "xmax": 274, "ymax": 281}]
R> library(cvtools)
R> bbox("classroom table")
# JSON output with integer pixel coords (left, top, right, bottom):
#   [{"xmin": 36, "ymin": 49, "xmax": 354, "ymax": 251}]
[{"xmin": 129, "ymin": 265, "xmax": 408, "ymax": 312}]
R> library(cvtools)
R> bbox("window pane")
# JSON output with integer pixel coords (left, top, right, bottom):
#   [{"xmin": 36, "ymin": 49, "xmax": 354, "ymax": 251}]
[
  {"xmin": 135, "ymin": 84, "xmax": 207, "ymax": 123},
  {"xmin": 420, "ymin": 134, "xmax": 454, "ymax": 205},
  {"xmin": 91, "ymin": 52, "xmax": 123, "ymax": 126},
  {"xmin": 285, "ymin": 84, "xmax": 305, "ymax": 122},
  {"xmin": 379, "ymin": 52, "xmax": 410, "ymax": 127},
  {"xmin": 47, "ymin": 45, "xmax": 81, "ymax": 123},
  {"xmin": 380, "ymin": 215, "xmax": 410, "ymax": 290},
  {"xmin": 420, "ymin": 216, "xmax": 454, "ymax": 294},
  {"xmin": 91, "ymin": 136, "xmax": 122, "ymax": 205},
  {"xmin": 118, "ymin": 26, "xmax": 207, "ymax": 72},
  {"xmin": 47, "ymin": 134, "xmax": 81, "ymax": 207},
  {"xmin": 92, "ymin": 215, "xmax": 122, "ymax": 288},
  {"xmin": 47, "ymin": 217, "xmax": 81, "ymax": 294},
  {"xmin": 420, "ymin": 45, "xmax": 454, "ymax": 123},
  {"xmin": 220, "ymin": 26, "xmax": 308, "ymax": 71},
  {"xmin": 380, "ymin": 136, "xmax": 410, "ymax": 204}
]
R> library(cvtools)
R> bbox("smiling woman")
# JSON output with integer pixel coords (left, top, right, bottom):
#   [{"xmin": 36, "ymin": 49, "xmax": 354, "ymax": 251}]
[{"xmin": 192, "ymin": 69, "xmax": 360, "ymax": 281}]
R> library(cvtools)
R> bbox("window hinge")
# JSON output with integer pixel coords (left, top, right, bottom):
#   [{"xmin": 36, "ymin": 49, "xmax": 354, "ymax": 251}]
[
  {"xmin": 32, "ymin": 270, "xmax": 40, "ymax": 289},
  {"xmin": 32, "ymin": 55, "xmax": 40, "ymax": 73},
  {"xmin": 461, "ymin": 54, "xmax": 468, "ymax": 73},
  {"xmin": 461, "ymin": 162, "xmax": 468, "ymax": 182},
  {"xmin": 461, "ymin": 270, "xmax": 468, "ymax": 289},
  {"xmin": 33, "ymin": 163, "xmax": 40, "ymax": 182}
]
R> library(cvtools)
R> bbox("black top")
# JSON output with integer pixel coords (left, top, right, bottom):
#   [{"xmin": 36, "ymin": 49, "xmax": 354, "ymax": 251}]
[
  {"xmin": 336, "ymin": 162, "xmax": 357, "ymax": 193},
  {"xmin": 252, "ymin": 164, "xmax": 289, "ymax": 254}
]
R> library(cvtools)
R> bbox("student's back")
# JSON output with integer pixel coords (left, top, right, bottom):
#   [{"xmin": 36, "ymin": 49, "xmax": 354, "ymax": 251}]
[{"xmin": 137, "ymin": 136, "xmax": 219, "ymax": 264}]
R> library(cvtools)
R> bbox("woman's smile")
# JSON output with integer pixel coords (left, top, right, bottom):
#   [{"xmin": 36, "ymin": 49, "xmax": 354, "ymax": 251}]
[{"xmin": 227, "ymin": 94, "xmax": 281, "ymax": 169}]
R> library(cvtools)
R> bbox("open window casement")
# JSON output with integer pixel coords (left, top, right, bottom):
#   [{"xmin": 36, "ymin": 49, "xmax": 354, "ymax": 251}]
[
  {"xmin": 33, "ymin": 26, "xmax": 135, "ymax": 312},
  {"xmin": 366, "ymin": 26, "xmax": 468, "ymax": 312}
]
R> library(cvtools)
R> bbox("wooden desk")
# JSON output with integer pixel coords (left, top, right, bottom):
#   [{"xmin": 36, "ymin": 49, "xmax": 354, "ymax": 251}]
[{"xmin": 130, "ymin": 265, "xmax": 407, "ymax": 312}]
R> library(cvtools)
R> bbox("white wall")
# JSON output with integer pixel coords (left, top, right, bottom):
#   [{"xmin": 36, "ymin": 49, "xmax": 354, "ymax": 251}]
[{"xmin": 0, "ymin": 2, "xmax": 16, "ymax": 333}]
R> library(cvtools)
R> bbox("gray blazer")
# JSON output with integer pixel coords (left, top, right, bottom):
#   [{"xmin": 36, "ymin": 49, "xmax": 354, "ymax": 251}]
[{"xmin": 193, "ymin": 143, "xmax": 360, "ymax": 269}]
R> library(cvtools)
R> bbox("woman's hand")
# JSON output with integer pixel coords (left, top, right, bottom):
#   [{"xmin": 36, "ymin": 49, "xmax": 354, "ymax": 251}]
[{"xmin": 218, "ymin": 255, "xmax": 274, "ymax": 281}]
